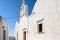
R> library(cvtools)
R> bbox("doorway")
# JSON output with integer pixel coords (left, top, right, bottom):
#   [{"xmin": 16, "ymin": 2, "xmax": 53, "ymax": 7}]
[
  {"xmin": 23, "ymin": 31, "xmax": 26, "ymax": 40},
  {"xmin": 3, "ymin": 30, "xmax": 6, "ymax": 40}
]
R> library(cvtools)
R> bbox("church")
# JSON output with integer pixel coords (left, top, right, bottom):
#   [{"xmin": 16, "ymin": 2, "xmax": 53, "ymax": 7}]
[{"xmin": 14, "ymin": 0, "xmax": 60, "ymax": 40}]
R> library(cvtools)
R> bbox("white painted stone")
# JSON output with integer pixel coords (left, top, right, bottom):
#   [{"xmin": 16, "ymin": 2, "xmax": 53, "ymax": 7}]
[{"xmin": 14, "ymin": 0, "xmax": 60, "ymax": 40}]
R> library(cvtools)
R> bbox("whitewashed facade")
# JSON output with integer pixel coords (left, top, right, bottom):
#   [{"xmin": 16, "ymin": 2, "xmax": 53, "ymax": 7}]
[
  {"xmin": 14, "ymin": 0, "xmax": 60, "ymax": 40},
  {"xmin": 0, "ymin": 16, "xmax": 9, "ymax": 40}
]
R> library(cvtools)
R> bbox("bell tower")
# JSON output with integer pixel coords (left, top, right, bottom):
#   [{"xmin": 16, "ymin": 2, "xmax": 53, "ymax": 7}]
[{"xmin": 20, "ymin": 0, "xmax": 28, "ymax": 17}]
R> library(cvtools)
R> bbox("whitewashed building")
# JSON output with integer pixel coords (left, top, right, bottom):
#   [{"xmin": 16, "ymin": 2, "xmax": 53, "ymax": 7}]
[
  {"xmin": 14, "ymin": 0, "xmax": 60, "ymax": 40},
  {"xmin": 0, "ymin": 16, "xmax": 9, "ymax": 40}
]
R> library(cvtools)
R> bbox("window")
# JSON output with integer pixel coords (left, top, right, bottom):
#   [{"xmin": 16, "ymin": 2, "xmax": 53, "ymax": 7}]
[
  {"xmin": 39, "ymin": 23, "xmax": 42, "ymax": 32},
  {"xmin": 23, "ymin": 5, "xmax": 24, "ymax": 10},
  {"xmin": 3, "ymin": 30, "xmax": 6, "ymax": 40},
  {"xmin": 3, "ymin": 26, "xmax": 5, "ymax": 29},
  {"xmin": 37, "ymin": 18, "xmax": 44, "ymax": 34}
]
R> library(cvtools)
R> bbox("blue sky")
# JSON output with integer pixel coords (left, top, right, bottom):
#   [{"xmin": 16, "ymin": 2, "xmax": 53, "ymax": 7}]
[{"xmin": 0, "ymin": 0, "xmax": 36, "ymax": 36}]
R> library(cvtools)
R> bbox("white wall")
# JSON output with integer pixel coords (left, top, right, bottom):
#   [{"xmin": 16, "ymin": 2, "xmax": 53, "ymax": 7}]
[
  {"xmin": 14, "ymin": 15, "xmax": 28, "ymax": 40},
  {"xmin": 14, "ymin": 0, "xmax": 60, "ymax": 40},
  {"xmin": 29, "ymin": 13, "xmax": 60, "ymax": 40},
  {"xmin": 28, "ymin": 0, "xmax": 60, "ymax": 40}
]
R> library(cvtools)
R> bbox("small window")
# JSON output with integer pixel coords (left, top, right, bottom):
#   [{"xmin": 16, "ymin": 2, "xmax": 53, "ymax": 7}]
[
  {"xmin": 3, "ymin": 26, "xmax": 5, "ymax": 29},
  {"xmin": 37, "ymin": 18, "xmax": 44, "ymax": 34},
  {"xmin": 39, "ymin": 23, "xmax": 42, "ymax": 32},
  {"xmin": 38, "ymin": 23, "xmax": 44, "ymax": 34}
]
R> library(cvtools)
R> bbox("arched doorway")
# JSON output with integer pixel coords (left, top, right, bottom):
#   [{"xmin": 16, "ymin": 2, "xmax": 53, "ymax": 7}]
[
  {"xmin": 23, "ymin": 31, "xmax": 26, "ymax": 40},
  {"xmin": 23, "ymin": 28, "xmax": 27, "ymax": 40}
]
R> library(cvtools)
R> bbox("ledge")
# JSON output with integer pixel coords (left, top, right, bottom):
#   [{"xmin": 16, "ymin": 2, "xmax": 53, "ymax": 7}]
[{"xmin": 38, "ymin": 32, "xmax": 44, "ymax": 34}]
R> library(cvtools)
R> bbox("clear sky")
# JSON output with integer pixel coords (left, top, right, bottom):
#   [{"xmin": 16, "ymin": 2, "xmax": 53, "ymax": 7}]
[{"xmin": 0, "ymin": 0, "xmax": 36, "ymax": 36}]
